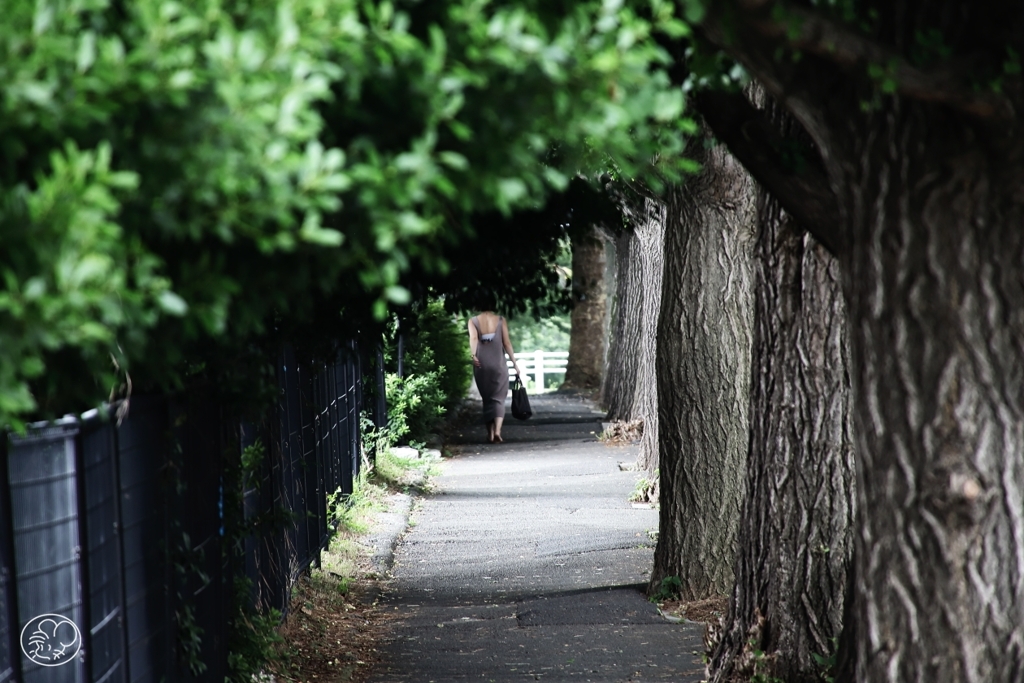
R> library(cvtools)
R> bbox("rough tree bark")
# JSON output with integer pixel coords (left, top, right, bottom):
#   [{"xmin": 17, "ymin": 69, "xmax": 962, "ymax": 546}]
[
  {"xmin": 835, "ymin": 105, "xmax": 1024, "ymax": 683},
  {"xmin": 601, "ymin": 196, "xmax": 665, "ymax": 475},
  {"xmin": 697, "ymin": 3, "xmax": 1024, "ymax": 679},
  {"xmin": 601, "ymin": 227, "xmax": 642, "ymax": 420},
  {"xmin": 650, "ymin": 133, "xmax": 757, "ymax": 599},
  {"xmin": 708, "ymin": 186, "xmax": 856, "ymax": 682},
  {"xmin": 562, "ymin": 227, "xmax": 608, "ymax": 392}
]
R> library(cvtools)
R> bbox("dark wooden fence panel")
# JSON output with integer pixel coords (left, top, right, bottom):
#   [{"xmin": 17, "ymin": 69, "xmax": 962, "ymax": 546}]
[
  {"xmin": 8, "ymin": 421, "xmax": 88, "ymax": 683},
  {"xmin": 116, "ymin": 398, "xmax": 172, "ymax": 683},
  {"xmin": 169, "ymin": 394, "xmax": 227, "ymax": 683},
  {"xmin": 0, "ymin": 341, "xmax": 381, "ymax": 682},
  {"xmin": 0, "ymin": 438, "xmax": 18, "ymax": 683},
  {"xmin": 79, "ymin": 416, "xmax": 128, "ymax": 683}
]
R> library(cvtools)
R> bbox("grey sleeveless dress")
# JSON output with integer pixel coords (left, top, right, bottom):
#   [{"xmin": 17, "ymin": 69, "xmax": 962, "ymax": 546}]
[{"xmin": 473, "ymin": 316, "xmax": 508, "ymax": 422}]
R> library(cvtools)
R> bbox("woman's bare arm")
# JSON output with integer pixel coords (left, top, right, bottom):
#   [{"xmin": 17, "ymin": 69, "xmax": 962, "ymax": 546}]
[
  {"xmin": 468, "ymin": 319, "xmax": 481, "ymax": 367},
  {"xmin": 501, "ymin": 318, "xmax": 521, "ymax": 374}
]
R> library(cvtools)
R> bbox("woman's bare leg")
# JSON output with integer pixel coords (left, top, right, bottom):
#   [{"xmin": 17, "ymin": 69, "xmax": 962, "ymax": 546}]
[
  {"xmin": 487, "ymin": 419, "xmax": 495, "ymax": 443},
  {"xmin": 494, "ymin": 416, "xmax": 504, "ymax": 442}
]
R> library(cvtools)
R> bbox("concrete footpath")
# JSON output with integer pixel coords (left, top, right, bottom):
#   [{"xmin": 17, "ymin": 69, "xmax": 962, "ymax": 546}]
[{"xmin": 366, "ymin": 393, "xmax": 705, "ymax": 682}]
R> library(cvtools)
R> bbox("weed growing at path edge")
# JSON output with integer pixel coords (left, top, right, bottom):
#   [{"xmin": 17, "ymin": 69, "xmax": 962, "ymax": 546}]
[{"xmin": 265, "ymin": 445, "xmax": 442, "ymax": 682}]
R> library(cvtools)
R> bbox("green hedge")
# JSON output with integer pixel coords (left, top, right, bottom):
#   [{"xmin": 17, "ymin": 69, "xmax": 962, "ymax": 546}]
[{"xmin": 386, "ymin": 299, "xmax": 472, "ymax": 444}]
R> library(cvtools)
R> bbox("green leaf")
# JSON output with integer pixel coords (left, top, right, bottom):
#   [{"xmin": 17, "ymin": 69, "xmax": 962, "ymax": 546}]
[
  {"xmin": 299, "ymin": 214, "xmax": 345, "ymax": 246},
  {"xmin": 497, "ymin": 178, "xmax": 528, "ymax": 205},
  {"xmin": 169, "ymin": 70, "xmax": 195, "ymax": 89},
  {"xmin": 158, "ymin": 290, "xmax": 189, "ymax": 316},
  {"xmin": 438, "ymin": 151, "xmax": 468, "ymax": 170},
  {"xmin": 652, "ymin": 90, "xmax": 683, "ymax": 121},
  {"xmin": 384, "ymin": 285, "xmax": 411, "ymax": 305},
  {"xmin": 76, "ymin": 31, "xmax": 97, "ymax": 73}
]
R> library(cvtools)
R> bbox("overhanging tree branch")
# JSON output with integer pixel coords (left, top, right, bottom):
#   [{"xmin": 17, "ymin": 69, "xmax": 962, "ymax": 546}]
[
  {"xmin": 694, "ymin": 89, "xmax": 844, "ymax": 256},
  {"xmin": 695, "ymin": 15, "xmax": 842, "ymax": 159},
  {"xmin": 712, "ymin": 0, "xmax": 1016, "ymax": 121}
]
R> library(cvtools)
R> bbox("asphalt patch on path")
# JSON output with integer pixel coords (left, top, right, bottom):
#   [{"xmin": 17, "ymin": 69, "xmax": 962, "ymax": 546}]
[{"xmin": 515, "ymin": 586, "xmax": 661, "ymax": 626}]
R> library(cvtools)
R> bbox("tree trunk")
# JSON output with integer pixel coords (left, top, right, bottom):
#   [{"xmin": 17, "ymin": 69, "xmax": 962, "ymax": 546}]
[
  {"xmin": 708, "ymin": 186, "xmax": 856, "ymax": 682},
  {"xmin": 833, "ymin": 106, "xmax": 1024, "ymax": 683},
  {"xmin": 563, "ymin": 227, "xmax": 608, "ymax": 392},
  {"xmin": 601, "ymin": 226, "xmax": 641, "ymax": 420},
  {"xmin": 630, "ymin": 198, "xmax": 666, "ymax": 474},
  {"xmin": 651, "ymin": 135, "xmax": 757, "ymax": 599},
  {"xmin": 691, "ymin": 4, "xmax": 1024, "ymax": 677},
  {"xmin": 601, "ymin": 195, "xmax": 665, "ymax": 476}
]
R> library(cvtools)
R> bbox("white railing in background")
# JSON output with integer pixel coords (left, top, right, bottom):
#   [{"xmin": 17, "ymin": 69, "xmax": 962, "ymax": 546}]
[{"xmin": 507, "ymin": 350, "xmax": 569, "ymax": 391}]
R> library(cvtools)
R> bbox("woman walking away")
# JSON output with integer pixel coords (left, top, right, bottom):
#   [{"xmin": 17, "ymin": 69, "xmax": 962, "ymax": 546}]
[{"xmin": 468, "ymin": 308, "xmax": 522, "ymax": 443}]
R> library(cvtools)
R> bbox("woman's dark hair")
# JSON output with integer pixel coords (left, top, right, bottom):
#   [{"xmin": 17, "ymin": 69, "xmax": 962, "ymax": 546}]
[{"xmin": 472, "ymin": 289, "xmax": 498, "ymax": 312}]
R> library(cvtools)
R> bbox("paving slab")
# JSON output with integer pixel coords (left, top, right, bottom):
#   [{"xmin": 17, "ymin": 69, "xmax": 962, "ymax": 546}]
[{"xmin": 368, "ymin": 392, "xmax": 706, "ymax": 683}]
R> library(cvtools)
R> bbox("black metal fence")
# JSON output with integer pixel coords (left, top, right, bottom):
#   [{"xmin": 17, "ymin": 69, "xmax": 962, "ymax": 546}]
[{"xmin": 0, "ymin": 343, "xmax": 384, "ymax": 683}]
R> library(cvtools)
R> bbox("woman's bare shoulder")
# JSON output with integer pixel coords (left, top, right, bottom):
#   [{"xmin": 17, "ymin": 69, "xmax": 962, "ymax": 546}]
[{"xmin": 477, "ymin": 312, "xmax": 500, "ymax": 332}]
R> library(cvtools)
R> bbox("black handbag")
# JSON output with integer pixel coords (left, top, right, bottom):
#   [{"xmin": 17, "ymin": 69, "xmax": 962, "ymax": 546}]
[{"xmin": 510, "ymin": 374, "xmax": 532, "ymax": 420}]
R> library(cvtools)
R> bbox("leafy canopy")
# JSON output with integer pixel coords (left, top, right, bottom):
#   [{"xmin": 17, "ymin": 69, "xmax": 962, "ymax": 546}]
[{"xmin": 0, "ymin": 0, "xmax": 697, "ymax": 427}]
